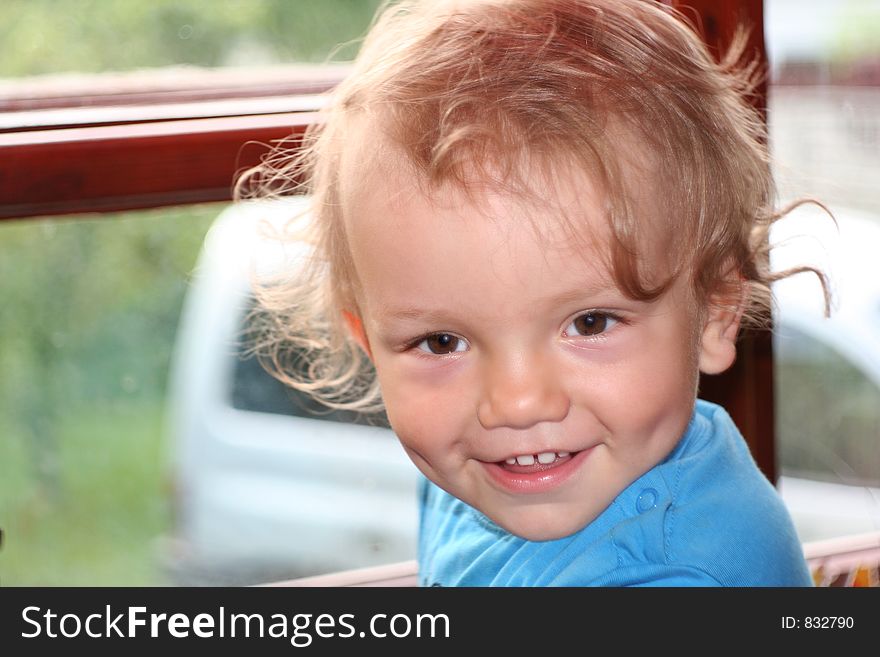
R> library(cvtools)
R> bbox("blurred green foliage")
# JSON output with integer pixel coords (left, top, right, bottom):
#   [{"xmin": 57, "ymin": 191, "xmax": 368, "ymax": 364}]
[
  {"xmin": 0, "ymin": 0, "xmax": 383, "ymax": 77},
  {"xmin": 0, "ymin": 206, "xmax": 218, "ymax": 413},
  {"xmin": 0, "ymin": 206, "xmax": 218, "ymax": 585},
  {"xmin": 1, "ymin": 403, "xmax": 170, "ymax": 585},
  {"xmin": 833, "ymin": 0, "xmax": 880, "ymax": 63}
]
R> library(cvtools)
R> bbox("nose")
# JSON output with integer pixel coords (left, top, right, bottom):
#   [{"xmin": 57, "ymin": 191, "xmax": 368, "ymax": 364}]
[{"xmin": 477, "ymin": 350, "xmax": 570, "ymax": 430}]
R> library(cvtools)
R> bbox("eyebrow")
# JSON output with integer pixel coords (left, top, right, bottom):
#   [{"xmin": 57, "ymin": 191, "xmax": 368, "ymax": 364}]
[
  {"xmin": 382, "ymin": 307, "xmax": 452, "ymax": 322},
  {"xmin": 542, "ymin": 285, "xmax": 621, "ymax": 306},
  {"xmin": 379, "ymin": 284, "xmax": 623, "ymax": 322}
]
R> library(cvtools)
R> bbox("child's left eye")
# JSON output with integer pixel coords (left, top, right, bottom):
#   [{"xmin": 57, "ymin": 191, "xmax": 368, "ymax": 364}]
[
  {"xmin": 564, "ymin": 311, "xmax": 619, "ymax": 337},
  {"xmin": 416, "ymin": 333, "xmax": 468, "ymax": 355}
]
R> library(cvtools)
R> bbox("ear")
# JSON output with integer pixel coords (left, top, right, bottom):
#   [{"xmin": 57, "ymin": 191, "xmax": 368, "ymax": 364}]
[
  {"xmin": 698, "ymin": 283, "xmax": 746, "ymax": 375},
  {"xmin": 342, "ymin": 310, "xmax": 373, "ymax": 360}
]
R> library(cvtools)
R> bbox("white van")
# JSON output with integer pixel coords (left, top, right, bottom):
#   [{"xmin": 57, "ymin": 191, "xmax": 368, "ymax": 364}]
[
  {"xmin": 162, "ymin": 197, "xmax": 880, "ymax": 584},
  {"xmin": 162, "ymin": 197, "xmax": 419, "ymax": 585}
]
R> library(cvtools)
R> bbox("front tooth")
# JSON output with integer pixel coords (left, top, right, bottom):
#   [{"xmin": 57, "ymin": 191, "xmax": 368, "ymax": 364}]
[
  {"xmin": 537, "ymin": 451, "xmax": 556, "ymax": 464},
  {"xmin": 515, "ymin": 454, "xmax": 535, "ymax": 466},
  {"xmin": 505, "ymin": 457, "xmax": 517, "ymax": 465},
  {"xmin": 557, "ymin": 451, "xmax": 570, "ymax": 458}
]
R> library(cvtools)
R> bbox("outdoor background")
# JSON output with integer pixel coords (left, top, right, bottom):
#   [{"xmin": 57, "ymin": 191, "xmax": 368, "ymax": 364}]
[
  {"xmin": 0, "ymin": 0, "xmax": 383, "ymax": 585},
  {"xmin": 1, "ymin": 0, "xmax": 879, "ymax": 585}
]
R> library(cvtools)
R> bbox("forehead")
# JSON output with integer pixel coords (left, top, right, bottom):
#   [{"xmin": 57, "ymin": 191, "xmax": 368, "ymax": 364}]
[
  {"xmin": 341, "ymin": 162, "xmax": 626, "ymax": 325},
  {"xmin": 338, "ymin": 134, "xmax": 677, "ymax": 306},
  {"xmin": 346, "ymin": 149, "xmax": 604, "ymax": 255},
  {"xmin": 342, "ymin": 131, "xmax": 611, "ymax": 244}
]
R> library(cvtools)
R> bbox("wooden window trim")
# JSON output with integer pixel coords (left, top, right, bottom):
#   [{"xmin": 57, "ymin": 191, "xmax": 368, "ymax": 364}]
[
  {"xmin": 0, "ymin": 64, "xmax": 348, "ymax": 112},
  {"xmin": 675, "ymin": 0, "xmax": 776, "ymax": 481},
  {"xmin": 0, "ymin": 66, "xmax": 347, "ymax": 220},
  {"xmin": 1, "ymin": 112, "xmax": 316, "ymax": 218},
  {"xmin": 261, "ymin": 560, "xmax": 420, "ymax": 588}
]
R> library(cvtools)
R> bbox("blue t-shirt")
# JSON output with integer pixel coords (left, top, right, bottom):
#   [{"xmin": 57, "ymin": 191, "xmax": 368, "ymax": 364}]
[{"xmin": 418, "ymin": 400, "xmax": 813, "ymax": 586}]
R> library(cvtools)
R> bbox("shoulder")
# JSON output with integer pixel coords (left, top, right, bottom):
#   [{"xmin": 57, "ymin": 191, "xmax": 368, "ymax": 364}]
[
  {"xmin": 417, "ymin": 477, "xmax": 519, "ymax": 586},
  {"xmin": 659, "ymin": 401, "xmax": 812, "ymax": 586}
]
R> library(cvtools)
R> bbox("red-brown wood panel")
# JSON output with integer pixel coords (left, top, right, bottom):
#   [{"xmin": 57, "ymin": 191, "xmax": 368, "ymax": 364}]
[
  {"xmin": 670, "ymin": 0, "xmax": 775, "ymax": 481},
  {"xmin": 0, "ymin": 112, "xmax": 314, "ymax": 219}
]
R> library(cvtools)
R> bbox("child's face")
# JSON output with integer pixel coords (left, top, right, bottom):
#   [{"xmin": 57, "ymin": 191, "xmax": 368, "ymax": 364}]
[{"xmin": 344, "ymin": 168, "xmax": 727, "ymax": 541}]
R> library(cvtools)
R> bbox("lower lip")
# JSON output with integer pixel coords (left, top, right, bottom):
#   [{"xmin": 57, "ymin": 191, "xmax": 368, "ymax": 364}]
[{"xmin": 482, "ymin": 447, "xmax": 594, "ymax": 495}]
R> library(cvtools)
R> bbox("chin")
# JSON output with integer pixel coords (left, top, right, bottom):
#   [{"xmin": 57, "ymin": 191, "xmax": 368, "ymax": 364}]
[{"xmin": 494, "ymin": 509, "xmax": 596, "ymax": 543}]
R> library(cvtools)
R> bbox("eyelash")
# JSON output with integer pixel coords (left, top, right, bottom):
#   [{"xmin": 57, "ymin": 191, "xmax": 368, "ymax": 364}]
[
  {"xmin": 406, "ymin": 310, "xmax": 626, "ymax": 357},
  {"xmin": 562, "ymin": 310, "xmax": 625, "ymax": 340},
  {"xmin": 408, "ymin": 332, "xmax": 468, "ymax": 357}
]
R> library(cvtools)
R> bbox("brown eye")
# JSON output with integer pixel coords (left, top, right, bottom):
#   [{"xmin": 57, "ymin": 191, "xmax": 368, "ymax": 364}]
[
  {"xmin": 419, "ymin": 333, "xmax": 466, "ymax": 355},
  {"xmin": 567, "ymin": 312, "xmax": 615, "ymax": 337}
]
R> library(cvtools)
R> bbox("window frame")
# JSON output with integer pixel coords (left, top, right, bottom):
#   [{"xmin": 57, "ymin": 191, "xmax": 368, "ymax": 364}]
[{"xmin": 0, "ymin": 66, "xmax": 348, "ymax": 219}]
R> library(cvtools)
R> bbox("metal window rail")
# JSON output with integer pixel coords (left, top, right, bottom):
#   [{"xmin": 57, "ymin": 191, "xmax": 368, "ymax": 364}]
[
  {"xmin": 261, "ymin": 530, "xmax": 880, "ymax": 587},
  {"xmin": 260, "ymin": 560, "xmax": 419, "ymax": 588},
  {"xmin": 805, "ymin": 530, "xmax": 880, "ymax": 587}
]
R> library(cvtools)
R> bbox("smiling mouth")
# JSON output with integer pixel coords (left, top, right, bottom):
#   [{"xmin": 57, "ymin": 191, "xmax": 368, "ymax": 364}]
[{"xmin": 497, "ymin": 451, "xmax": 576, "ymax": 474}]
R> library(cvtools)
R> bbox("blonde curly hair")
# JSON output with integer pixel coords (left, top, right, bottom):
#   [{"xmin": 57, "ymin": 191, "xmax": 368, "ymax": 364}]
[{"xmin": 237, "ymin": 0, "xmax": 827, "ymax": 413}]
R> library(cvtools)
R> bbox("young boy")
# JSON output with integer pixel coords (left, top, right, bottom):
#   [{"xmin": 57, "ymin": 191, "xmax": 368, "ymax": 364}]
[{"xmin": 248, "ymin": 0, "xmax": 816, "ymax": 586}]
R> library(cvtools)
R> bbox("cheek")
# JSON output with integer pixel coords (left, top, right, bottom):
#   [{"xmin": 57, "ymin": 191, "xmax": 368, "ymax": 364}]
[
  {"xmin": 372, "ymin": 350, "xmax": 474, "ymax": 425},
  {"xmin": 643, "ymin": 343, "xmax": 700, "ymax": 399},
  {"xmin": 373, "ymin": 364, "xmax": 451, "ymax": 450},
  {"xmin": 582, "ymin": 331, "xmax": 699, "ymax": 432},
  {"xmin": 633, "ymin": 343, "xmax": 700, "ymax": 444},
  {"xmin": 644, "ymin": 310, "xmax": 703, "ymax": 380}
]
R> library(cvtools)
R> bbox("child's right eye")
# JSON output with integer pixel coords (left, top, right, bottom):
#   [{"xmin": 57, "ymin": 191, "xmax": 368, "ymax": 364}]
[{"xmin": 416, "ymin": 333, "xmax": 468, "ymax": 355}]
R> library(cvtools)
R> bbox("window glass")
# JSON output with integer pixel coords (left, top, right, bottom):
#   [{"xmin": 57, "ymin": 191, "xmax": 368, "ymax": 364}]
[
  {"xmin": 767, "ymin": 0, "xmax": 880, "ymax": 541},
  {"xmin": 230, "ymin": 299, "xmax": 390, "ymax": 428},
  {"xmin": 163, "ymin": 199, "xmax": 416, "ymax": 585},
  {"xmin": 775, "ymin": 325, "xmax": 880, "ymax": 487},
  {"xmin": 1, "ymin": 1, "xmax": 407, "ymax": 586},
  {"xmin": 0, "ymin": 202, "xmax": 414, "ymax": 587},
  {"xmin": 0, "ymin": 205, "xmax": 219, "ymax": 585},
  {"xmin": 1, "ymin": 0, "xmax": 384, "ymax": 77},
  {"xmin": 10, "ymin": 0, "xmax": 878, "ymax": 587}
]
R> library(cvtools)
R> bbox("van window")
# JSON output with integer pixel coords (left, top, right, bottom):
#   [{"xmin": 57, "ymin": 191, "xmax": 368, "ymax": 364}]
[
  {"xmin": 229, "ymin": 301, "xmax": 391, "ymax": 428},
  {"xmin": 775, "ymin": 323, "xmax": 880, "ymax": 488}
]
